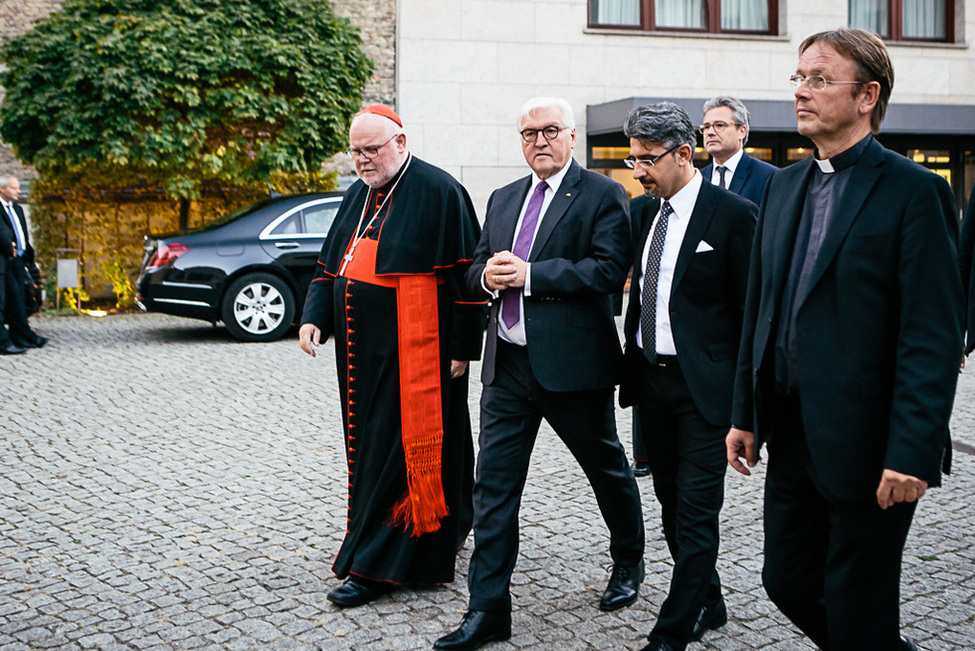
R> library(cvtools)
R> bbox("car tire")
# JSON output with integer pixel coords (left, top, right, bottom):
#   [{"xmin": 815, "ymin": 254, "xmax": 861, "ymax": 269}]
[{"xmin": 221, "ymin": 273, "xmax": 295, "ymax": 342}]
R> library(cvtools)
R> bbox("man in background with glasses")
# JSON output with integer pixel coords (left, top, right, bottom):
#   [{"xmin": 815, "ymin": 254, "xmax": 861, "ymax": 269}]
[
  {"xmin": 299, "ymin": 105, "xmax": 485, "ymax": 610},
  {"xmin": 619, "ymin": 102, "xmax": 756, "ymax": 651},
  {"xmin": 727, "ymin": 28, "xmax": 961, "ymax": 650},
  {"xmin": 699, "ymin": 96, "xmax": 777, "ymax": 207},
  {"xmin": 436, "ymin": 97, "xmax": 644, "ymax": 650}
]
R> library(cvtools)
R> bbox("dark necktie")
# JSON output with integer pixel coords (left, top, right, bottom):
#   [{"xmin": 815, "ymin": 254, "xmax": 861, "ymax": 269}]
[
  {"xmin": 640, "ymin": 201, "xmax": 673, "ymax": 363},
  {"xmin": 501, "ymin": 180, "xmax": 548, "ymax": 329},
  {"xmin": 716, "ymin": 166, "xmax": 728, "ymax": 189}
]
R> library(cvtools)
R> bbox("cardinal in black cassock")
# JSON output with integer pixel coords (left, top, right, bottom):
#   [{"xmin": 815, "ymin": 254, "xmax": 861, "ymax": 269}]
[{"xmin": 300, "ymin": 105, "xmax": 485, "ymax": 608}]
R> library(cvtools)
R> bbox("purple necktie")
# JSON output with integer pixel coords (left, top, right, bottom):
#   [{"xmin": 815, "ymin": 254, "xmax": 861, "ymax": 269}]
[{"xmin": 501, "ymin": 180, "xmax": 548, "ymax": 329}]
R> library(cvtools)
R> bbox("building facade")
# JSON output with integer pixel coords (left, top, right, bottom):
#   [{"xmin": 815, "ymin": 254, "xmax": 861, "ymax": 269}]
[
  {"xmin": 3, "ymin": 1, "xmax": 973, "ymax": 212},
  {"xmin": 397, "ymin": 0, "xmax": 975, "ymax": 212}
]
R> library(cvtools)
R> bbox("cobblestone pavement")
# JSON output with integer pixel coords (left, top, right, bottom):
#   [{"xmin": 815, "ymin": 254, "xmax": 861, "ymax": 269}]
[{"xmin": 1, "ymin": 313, "xmax": 973, "ymax": 650}]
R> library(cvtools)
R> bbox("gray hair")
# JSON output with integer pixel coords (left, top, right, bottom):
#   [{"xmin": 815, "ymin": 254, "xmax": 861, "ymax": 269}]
[
  {"xmin": 702, "ymin": 96, "xmax": 751, "ymax": 144},
  {"xmin": 623, "ymin": 102, "xmax": 696, "ymax": 150},
  {"xmin": 0, "ymin": 176, "xmax": 15, "ymax": 189},
  {"xmin": 518, "ymin": 97, "xmax": 576, "ymax": 130}
]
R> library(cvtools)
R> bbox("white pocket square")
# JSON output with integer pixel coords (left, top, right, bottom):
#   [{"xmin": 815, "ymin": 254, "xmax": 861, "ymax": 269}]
[{"xmin": 695, "ymin": 241, "xmax": 714, "ymax": 253}]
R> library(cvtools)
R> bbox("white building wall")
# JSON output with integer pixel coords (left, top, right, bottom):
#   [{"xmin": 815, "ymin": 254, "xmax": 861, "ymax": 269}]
[{"xmin": 397, "ymin": 0, "xmax": 975, "ymax": 213}]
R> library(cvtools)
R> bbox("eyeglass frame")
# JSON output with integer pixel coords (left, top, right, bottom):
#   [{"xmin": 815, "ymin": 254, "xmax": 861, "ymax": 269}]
[
  {"xmin": 789, "ymin": 74, "xmax": 865, "ymax": 92},
  {"xmin": 623, "ymin": 144, "xmax": 681, "ymax": 170},
  {"xmin": 520, "ymin": 125, "xmax": 570, "ymax": 143},
  {"xmin": 698, "ymin": 121, "xmax": 741, "ymax": 134},
  {"xmin": 346, "ymin": 134, "xmax": 399, "ymax": 160}
]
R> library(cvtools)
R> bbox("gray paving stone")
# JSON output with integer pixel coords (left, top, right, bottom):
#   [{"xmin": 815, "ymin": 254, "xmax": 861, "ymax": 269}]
[{"xmin": 0, "ymin": 312, "xmax": 972, "ymax": 649}]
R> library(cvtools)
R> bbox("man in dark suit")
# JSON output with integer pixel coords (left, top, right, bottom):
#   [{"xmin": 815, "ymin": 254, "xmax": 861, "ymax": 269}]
[
  {"xmin": 727, "ymin": 28, "xmax": 961, "ymax": 650},
  {"xmin": 435, "ymin": 97, "xmax": 645, "ymax": 650},
  {"xmin": 699, "ymin": 96, "xmax": 776, "ymax": 207},
  {"xmin": 0, "ymin": 176, "xmax": 46, "ymax": 350},
  {"xmin": 0, "ymin": 205, "xmax": 26, "ymax": 355},
  {"xmin": 619, "ymin": 102, "xmax": 756, "ymax": 651}
]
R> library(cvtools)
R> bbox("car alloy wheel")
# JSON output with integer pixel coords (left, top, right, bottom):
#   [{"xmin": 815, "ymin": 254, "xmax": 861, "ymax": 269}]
[{"xmin": 221, "ymin": 272, "xmax": 296, "ymax": 342}]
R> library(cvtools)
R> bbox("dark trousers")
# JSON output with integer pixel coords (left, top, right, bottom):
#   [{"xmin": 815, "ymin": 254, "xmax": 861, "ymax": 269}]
[
  {"xmin": 763, "ymin": 397, "xmax": 916, "ymax": 651},
  {"xmin": 635, "ymin": 359, "xmax": 725, "ymax": 650},
  {"xmin": 467, "ymin": 341, "xmax": 645, "ymax": 614},
  {"xmin": 632, "ymin": 406, "xmax": 648, "ymax": 464},
  {"xmin": 3, "ymin": 259, "xmax": 34, "ymax": 345}
]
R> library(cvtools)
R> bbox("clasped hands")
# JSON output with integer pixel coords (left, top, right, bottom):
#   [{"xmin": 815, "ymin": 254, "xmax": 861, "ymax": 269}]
[{"xmin": 485, "ymin": 250, "xmax": 527, "ymax": 292}]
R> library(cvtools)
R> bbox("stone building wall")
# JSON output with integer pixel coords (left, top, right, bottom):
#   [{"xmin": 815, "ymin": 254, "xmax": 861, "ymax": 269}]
[{"xmin": 0, "ymin": 0, "xmax": 64, "ymax": 182}]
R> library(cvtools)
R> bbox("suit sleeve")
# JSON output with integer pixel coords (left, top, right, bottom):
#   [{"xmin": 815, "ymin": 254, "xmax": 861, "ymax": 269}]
[
  {"xmin": 300, "ymin": 254, "xmax": 335, "ymax": 342},
  {"xmin": 885, "ymin": 174, "xmax": 962, "ymax": 482},
  {"xmin": 529, "ymin": 182, "xmax": 631, "ymax": 297},
  {"xmin": 464, "ymin": 191, "xmax": 497, "ymax": 299},
  {"xmin": 730, "ymin": 181, "xmax": 771, "ymax": 434},
  {"xmin": 958, "ymin": 186, "xmax": 975, "ymax": 353}
]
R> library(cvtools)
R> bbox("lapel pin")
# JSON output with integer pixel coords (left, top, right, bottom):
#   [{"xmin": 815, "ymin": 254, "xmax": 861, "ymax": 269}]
[{"xmin": 566, "ymin": 192, "xmax": 572, "ymax": 197}]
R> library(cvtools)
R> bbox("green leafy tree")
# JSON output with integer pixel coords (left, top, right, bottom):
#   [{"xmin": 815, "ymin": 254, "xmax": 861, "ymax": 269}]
[{"xmin": 0, "ymin": 0, "xmax": 373, "ymax": 226}]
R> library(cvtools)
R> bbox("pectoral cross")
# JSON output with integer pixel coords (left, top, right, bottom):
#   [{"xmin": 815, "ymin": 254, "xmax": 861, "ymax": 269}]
[{"xmin": 340, "ymin": 252, "xmax": 354, "ymax": 275}]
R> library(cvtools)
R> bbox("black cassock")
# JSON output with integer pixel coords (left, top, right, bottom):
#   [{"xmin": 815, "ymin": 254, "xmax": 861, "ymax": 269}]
[{"xmin": 302, "ymin": 156, "xmax": 484, "ymax": 584}]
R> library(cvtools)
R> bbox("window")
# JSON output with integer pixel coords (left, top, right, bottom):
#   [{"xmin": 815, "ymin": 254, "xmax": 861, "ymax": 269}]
[
  {"xmin": 849, "ymin": 0, "xmax": 953, "ymax": 41},
  {"xmin": 589, "ymin": 0, "xmax": 777, "ymax": 34},
  {"xmin": 302, "ymin": 204, "xmax": 339, "ymax": 236}
]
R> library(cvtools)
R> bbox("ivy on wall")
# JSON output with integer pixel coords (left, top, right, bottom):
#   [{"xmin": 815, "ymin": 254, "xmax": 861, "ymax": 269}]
[{"xmin": 0, "ymin": 0, "xmax": 373, "ymax": 302}]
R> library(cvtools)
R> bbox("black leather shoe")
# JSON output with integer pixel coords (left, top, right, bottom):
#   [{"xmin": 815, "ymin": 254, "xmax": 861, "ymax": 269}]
[
  {"xmin": 690, "ymin": 596, "xmax": 728, "ymax": 641},
  {"xmin": 15, "ymin": 336, "xmax": 48, "ymax": 349},
  {"xmin": 326, "ymin": 577, "xmax": 391, "ymax": 608},
  {"xmin": 901, "ymin": 637, "xmax": 918, "ymax": 651},
  {"xmin": 632, "ymin": 462, "xmax": 651, "ymax": 477},
  {"xmin": 434, "ymin": 610, "xmax": 511, "ymax": 650},
  {"xmin": 598, "ymin": 559, "xmax": 644, "ymax": 611},
  {"xmin": 0, "ymin": 343, "xmax": 27, "ymax": 355},
  {"xmin": 640, "ymin": 636, "xmax": 675, "ymax": 651}
]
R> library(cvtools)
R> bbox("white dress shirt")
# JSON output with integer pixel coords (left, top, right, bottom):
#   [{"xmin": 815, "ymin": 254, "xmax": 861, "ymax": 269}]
[
  {"xmin": 636, "ymin": 170, "xmax": 703, "ymax": 356},
  {"xmin": 485, "ymin": 161, "xmax": 571, "ymax": 346},
  {"xmin": 710, "ymin": 148, "xmax": 744, "ymax": 189}
]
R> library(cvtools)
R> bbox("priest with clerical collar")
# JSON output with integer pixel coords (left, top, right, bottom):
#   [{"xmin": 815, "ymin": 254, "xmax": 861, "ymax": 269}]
[{"xmin": 299, "ymin": 105, "xmax": 485, "ymax": 610}]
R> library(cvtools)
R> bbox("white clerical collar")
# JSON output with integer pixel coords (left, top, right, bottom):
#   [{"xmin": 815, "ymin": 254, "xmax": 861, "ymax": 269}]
[{"xmin": 815, "ymin": 158, "xmax": 835, "ymax": 173}]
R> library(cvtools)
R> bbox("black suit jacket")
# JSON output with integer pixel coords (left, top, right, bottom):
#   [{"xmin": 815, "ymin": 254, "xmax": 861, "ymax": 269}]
[
  {"xmin": 465, "ymin": 160, "xmax": 631, "ymax": 392},
  {"xmin": 0, "ymin": 211, "xmax": 13, "ymax": 275},
  {"xmin": 702, "ymin": 152, "xmax": 777, "ymax": 207},
  {"xmin": 732, "ymin": 138, "xmax": 962, "ymax": 500},
  {"xmin": 620, "ymin": 181, "xmax": 756, "ymax": 426},
  {"xmin": 8, "ymin": 203, "xmax": 35, "ymax": 266},
  {"xmin": 957, "ymin": 185, "xmax": 975, "ymax": 353}
]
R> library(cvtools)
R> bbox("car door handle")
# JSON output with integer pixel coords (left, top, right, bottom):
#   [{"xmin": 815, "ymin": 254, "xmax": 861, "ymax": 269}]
[{"xmin": 274, "ymin": 242, "xmax": 300, "ymax": 249}]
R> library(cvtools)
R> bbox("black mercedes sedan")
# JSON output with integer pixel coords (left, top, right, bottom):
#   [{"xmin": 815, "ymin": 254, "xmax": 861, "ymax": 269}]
[{"xmin": 136, "ymin": 192, "xmax": 343, "ymax": 342}]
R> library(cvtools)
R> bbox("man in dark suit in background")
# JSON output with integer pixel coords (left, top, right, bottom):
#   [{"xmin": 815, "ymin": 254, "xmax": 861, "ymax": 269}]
[
  {"xmin": 436, "ymin": 97, "xmax": 645, "ymax": 650},
  {"xmin": 699, "ymin": 96, "xmax": 776, "ymax": 207},
  {"xmin": 727, "ymin": 28, "xmax": 961, "ymax": 650},
  {"xmin": 0, "ymin": 204, "xmax": 26, "ymax": 355},
  {"xmin": 619, "ymin": 102, "xmax": 756, "ymax": 651},
  {"xmin": 0, "ymin": 176, "xmax": 47, "ymax": 350}
]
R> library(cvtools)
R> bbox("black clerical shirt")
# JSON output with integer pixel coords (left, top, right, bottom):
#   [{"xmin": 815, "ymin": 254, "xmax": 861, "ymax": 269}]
[{"xmin": 774, "ymin": 135, "xmax": 873, "ymax": 396}]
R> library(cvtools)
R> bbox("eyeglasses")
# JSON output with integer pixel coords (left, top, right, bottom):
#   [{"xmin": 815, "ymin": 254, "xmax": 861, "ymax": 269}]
[
  {"xmin": 520, "ymin": 125, "xmax": 569, "ymax": 143},
  {"xmin": 623, "ymin": 144, "xmax": 680, "ymax": 170},
  {"xmin": 789, "ymin": 74, "xmax": 864, "ymax": 92},
  {"xmin": 346, "ymin": 134, "xmax": 398, "ymax": 159},
  {"xmin": 698, "ymin": 121, "xmax": 739, "ymax": 134}
]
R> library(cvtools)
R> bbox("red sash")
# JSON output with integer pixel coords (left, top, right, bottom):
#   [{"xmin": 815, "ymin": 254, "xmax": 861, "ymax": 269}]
[{"xmin": 341, "ymin": 235, "xmax": 448, "ymax": 536}]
